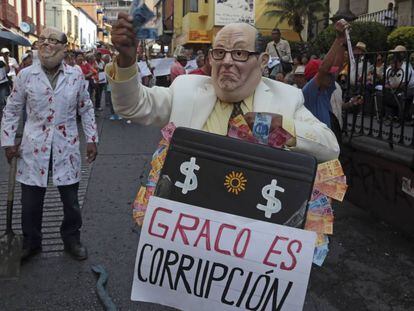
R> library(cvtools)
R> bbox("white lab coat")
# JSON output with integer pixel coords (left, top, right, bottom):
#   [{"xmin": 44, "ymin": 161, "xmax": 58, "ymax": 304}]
[{"xmin": 1, "ymin": 63, "xmax": 98, "ymax": 187}]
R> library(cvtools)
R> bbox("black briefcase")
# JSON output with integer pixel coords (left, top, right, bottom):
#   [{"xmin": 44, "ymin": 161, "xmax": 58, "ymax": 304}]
[{"xmin": 155, "ymin": 127, "xmax": 317, "ymax": 228}]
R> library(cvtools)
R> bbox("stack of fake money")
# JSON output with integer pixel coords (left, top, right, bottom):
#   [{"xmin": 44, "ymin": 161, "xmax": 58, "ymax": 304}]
[
  {"xmin": 132, "ymin": 123, "xmax": 176, "ymax": 225},
  {"xmin": 305, "ymin": 159, "xmax": 348, "ymax": 266},
  {"xmin": 228, "ymin": 113, "xmax": 293, "ymax": 148}
]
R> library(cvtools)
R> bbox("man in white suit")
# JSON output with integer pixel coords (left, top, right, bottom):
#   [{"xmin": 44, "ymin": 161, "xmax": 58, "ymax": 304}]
[{"xmin": 108, "ymin": 14, "xmax": 343, "ymax": 162}]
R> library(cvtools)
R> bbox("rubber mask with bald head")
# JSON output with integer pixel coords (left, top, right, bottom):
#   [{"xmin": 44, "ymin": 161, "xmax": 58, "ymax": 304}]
[
  {"xmin": 38, "ymin": 27, "xmax": 67, "ymax": 70},
  {"xmin": 210, "ymin": 23, "xmax": 269, "ymax": 103}
]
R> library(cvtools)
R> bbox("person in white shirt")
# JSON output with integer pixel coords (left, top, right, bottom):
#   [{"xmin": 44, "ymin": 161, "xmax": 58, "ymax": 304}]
[
  {"xmin": 1, "ymin": 48, "xmax": 19, "ymax": 82},
  {"xmin": 0, "ymin": 51, "xmax": 10, "ymax": 107},
  {"xmin": 382, "ymin": 2, "xmax": 396, "ymax": 29},
  {"xmin": 265, "ymin": 28, "xmax": 293, "ymax": 78},
  {"xmin": 95, "ymin": 52, "xmax": 106, "ymax": 111},
  {"xmin": 385, "ymin": 45, "xmax": 414, "ymax": 120}
]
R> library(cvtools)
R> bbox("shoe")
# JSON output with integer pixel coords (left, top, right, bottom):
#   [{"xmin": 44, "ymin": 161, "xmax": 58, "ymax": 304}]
[
  {"xmin": 64, "ymin": 242, "xmax": 88, "ymax": 261},
  {"xmin": 109, "ymin": 114, "xmax": 116, "ymax": 120},
  {"xmin": 21, "ymin": 246, "xmax": 42, "ymax": 261},
  {"xmin": 126, "ymin": 120, "xmax": 131, "ymax": 124}
]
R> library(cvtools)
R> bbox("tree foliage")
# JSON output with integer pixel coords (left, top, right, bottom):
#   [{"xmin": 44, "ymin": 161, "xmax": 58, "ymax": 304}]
[
  {"xmin": 388, "ymin": 26, "xmax": 414, "ymax": 50},
  {"xmin": 310, "ymin": 22, "xmax": 389, "ymax": 55},
  {"xmin": 266, "ymin": 0, "xmax": 327, "ymax": 41}
]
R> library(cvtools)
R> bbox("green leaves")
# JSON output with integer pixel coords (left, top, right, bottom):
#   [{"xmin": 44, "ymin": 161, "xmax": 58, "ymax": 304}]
[
  {"xmin": 310, "ymin": 21, "xmax": 389, "ymax": 55},
  {"xmin": 265, "ymin": 0, "xmax": 328, "ymax": 41},
  {"xmin": 388, "ymin": 26, "xmax": 414, "ymax": 51}
]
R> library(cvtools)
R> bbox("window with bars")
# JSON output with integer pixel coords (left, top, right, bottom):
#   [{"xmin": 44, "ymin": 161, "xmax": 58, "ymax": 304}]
[
  {"xmin": 183, "ymin": 0, "xmax": 198, "ymax": 16},
  {"xmin": 67, "ymin": 10, "xmax": 72, "ymax": 36},
  {"xmin": 74, "ymin": 15, "xmax": 79, "ymax": 39}
]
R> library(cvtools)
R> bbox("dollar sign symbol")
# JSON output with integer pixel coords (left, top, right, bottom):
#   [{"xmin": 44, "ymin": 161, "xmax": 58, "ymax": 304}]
[
  {"xmin": 175, "ymin": 157, "xmax": 200, "ymax": 194},
  {"xmin": 257, "ymin": 179, "xmax": 285, "ymax": 218}
]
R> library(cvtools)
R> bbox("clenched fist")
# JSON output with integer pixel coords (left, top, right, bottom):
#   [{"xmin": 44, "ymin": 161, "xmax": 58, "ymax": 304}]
[{"xmin": 111, "ymin": 12, "xmax": 137, "ymax": 68}]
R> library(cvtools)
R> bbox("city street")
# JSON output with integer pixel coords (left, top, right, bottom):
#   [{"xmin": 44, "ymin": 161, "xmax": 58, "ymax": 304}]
[{"xmin": 0, "ymin": 106, "xmax": 413, "ymax": 311}]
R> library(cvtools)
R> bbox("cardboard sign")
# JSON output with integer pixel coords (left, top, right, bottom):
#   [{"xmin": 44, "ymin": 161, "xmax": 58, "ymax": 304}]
[
  {"xmin": 131, "ymin": 197, "xmax": 317, "ymax": 311},
  {"xmin": 98, "ymin": 72, "xmax": 107, "ymax": 83},
  {"xmin": 138, "ymin": 61, "xmax": 152, "ymax": 77},
  {"xmin": 150, "ymin": 58, "xmax": 175, "ymax": 77}
]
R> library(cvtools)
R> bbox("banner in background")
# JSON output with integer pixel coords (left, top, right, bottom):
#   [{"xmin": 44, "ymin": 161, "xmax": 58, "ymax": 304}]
[
  {"xmin": 215, "ymin": 0, "xmax": 255, "ymax": 26},
  {"xmin": 150, "ymin": 58, "xmax": 175, "ymax": 77}
]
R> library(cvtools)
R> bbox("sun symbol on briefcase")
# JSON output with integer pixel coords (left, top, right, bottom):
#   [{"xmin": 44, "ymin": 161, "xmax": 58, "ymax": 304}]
[{"xmin": 224, "ymin": 171, "xmax": 247, "ymax": 195}]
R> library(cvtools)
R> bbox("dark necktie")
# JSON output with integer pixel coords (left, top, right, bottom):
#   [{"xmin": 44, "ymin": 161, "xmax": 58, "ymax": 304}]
[{"xmin": 230, "ymin": 102, "xmax": 243, "ymax": 120}]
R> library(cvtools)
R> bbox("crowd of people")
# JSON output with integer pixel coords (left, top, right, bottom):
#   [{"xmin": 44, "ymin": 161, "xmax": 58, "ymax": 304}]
[
  {"xmin": 0, "ymin": 44, "xmax": 122, "ymax": 121},
  {"xmin": 0, "ymin": 16, "xmax": 413, "ymax": 263},
  {"xmin": 136, "ymin": 27, "xmax": 413, "ymax": 143}
]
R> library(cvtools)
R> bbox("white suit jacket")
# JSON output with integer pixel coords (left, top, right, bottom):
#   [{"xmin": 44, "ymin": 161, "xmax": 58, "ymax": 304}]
[
  {"xmin": 1, "ymin": 63, "xmax": 98, "ymax": 187},
  {"xmin": 109, "ymin": 74, "xmax": 339, "ymax": 162}
]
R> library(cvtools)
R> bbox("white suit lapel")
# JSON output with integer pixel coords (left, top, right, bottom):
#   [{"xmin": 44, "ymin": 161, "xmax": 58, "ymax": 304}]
[
  {"xmin": 189, "ymin": 80, "xmax": 217, "ymax": 129},
  {"xmin": 253, "ymin": 80, "xmax": 279, "ymax": 113}
]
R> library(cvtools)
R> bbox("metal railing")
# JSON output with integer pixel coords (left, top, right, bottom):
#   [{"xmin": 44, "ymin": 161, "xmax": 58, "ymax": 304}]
[
  {"xmin": 341, "ymin": 50, "xmax": 414, "ymax": 149},
  {"xmin": 356, "ymin": 9, "xmax": 397, "ymax": 27}
]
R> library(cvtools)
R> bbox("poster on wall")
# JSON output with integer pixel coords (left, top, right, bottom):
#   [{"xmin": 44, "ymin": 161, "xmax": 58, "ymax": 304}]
[{"xmin": 215, "ymin": 0, "xmax": 255, "ymax": 26}]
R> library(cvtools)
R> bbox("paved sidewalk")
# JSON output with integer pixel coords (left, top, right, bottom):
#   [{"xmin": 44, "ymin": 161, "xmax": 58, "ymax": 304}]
[{"xmin": 0, "ymin": 108, "xmax": 413, "ymax": 310}]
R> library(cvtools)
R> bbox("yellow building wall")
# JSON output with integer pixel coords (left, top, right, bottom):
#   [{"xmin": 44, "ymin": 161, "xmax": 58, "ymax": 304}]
[
  {"xmin": 45, "ymin": 0, "xmax": 80, "ymax": 48},
  {"xmin": 172, "ymin": 0, "xmax": 300, "ymax": 49}
]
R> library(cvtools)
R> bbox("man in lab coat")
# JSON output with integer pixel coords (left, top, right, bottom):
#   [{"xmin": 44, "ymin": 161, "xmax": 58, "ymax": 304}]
[{"xmin": 1, "ymin": 27, "xmax": 98, "ymax": 261}]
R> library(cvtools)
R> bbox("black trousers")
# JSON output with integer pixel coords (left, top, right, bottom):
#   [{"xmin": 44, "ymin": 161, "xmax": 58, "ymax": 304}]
[
  {"xmin": 21, "ymin": 182, "xmax": 82, "ymax": 249},
  {"xmin": 95, "ymin": 83, "xmax": 105, "ymax": 108}
]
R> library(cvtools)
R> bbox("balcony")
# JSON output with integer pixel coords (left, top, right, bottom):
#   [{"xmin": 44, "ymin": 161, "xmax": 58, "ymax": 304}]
[
  {"xmin": 356, "ymin": 9, "xmax": 397, "ymax": 27},
  {"xmin": 103, "ymin": 6, "xmax": 130, "ymax": 11}
]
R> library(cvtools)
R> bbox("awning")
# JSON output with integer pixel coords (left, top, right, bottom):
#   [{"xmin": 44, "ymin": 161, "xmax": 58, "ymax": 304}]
[{"xmin": 0, "ymin": 30, "xmax": 31, "ymax": 46}]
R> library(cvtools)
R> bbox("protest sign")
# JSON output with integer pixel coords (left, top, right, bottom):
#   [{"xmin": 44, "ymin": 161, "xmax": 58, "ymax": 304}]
[
  {"xmin": 138, "ymin": 61, "xmax": 152, "ymax": 77},
  {"xmin": 150, "ymin": 58, "xmax": 175, "ymax": 77},
  {"xmin": 98, "ymin": 72, "xmax": 107, "ymax": 84},
  {"xmin": 185, "ymin": 59, "xmax": 198, "ymax": 73},
  {"xmin": 131, "ymin": 196, "xmax": 317, "ymax": 311},
  {"xmin": 215, "ymin": 0, "xmax": 255, "ymax": 26}
]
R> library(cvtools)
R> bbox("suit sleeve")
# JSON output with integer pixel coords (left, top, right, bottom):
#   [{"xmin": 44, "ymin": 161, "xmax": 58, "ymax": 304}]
[
  {"xmin": 1, "ymin": 72, "xmax": 25, "ymax": 147},
  {"xmin": 78, "ymin": 74, "xmax": 98, "ymax": 143},
  {"xmin": 106, "ymin": 62, "xmax": 173, "ymax": 126},
  {"xmin": 290, "ymin": 91, "xmax": 340, "ymax": 162}
]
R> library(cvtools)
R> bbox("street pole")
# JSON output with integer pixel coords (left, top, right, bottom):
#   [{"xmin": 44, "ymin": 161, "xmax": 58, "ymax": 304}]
[{"xmin": 331, "ymin": 0, "xmax": 357, "ymax": 22}]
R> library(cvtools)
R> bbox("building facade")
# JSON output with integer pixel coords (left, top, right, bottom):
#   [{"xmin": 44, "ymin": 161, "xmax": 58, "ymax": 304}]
[
  {"xmin": 45, "ymin": 0, "xmax": 80, "ymax": 48},
  {"xmin": 77, "ymin": 7, "xmax": 97, "ymax": 50},
  {"xmin": 169, "ymin": 0, "xmax": 301, "ymax": 51},
  {"xmin": 73, "ymin": 2, "xmax": 110, "ymax": 47},
  {"xmin": 100, "ymin": 0, "xmax": 131, "ymax": 26},
  {"xmin": 0, "ymin": 0, "xmax": 46, "ymax": 58},
  {"xmin": 395, "ymin": 0, "xmax": 414, "ymax": 26},
  {"xmin": 330, "ymin": 0, "xmax": 395, "ymax": 18}
]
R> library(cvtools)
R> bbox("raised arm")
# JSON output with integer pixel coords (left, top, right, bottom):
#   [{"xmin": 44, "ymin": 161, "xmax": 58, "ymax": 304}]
[
  {"xmin": 292, "ymin": 92, "xmax": 340, "ymax": 162},
  {"xmin": 316, "ymin": 19, "xmax": 348, "ymax": 88},
  {"xmin": 107, "ymin": 12, "xmax": 173, "ymax": 126}
]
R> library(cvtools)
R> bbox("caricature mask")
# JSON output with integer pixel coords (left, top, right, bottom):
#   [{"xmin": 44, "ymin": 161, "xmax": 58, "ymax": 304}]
[
  {"xmin": 210, "ymin": 23, "xmax": 269, "ymax": 103},
  {"xmin": 38, "ymin": 28, "xmax": 67, "ymax": 69}
]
